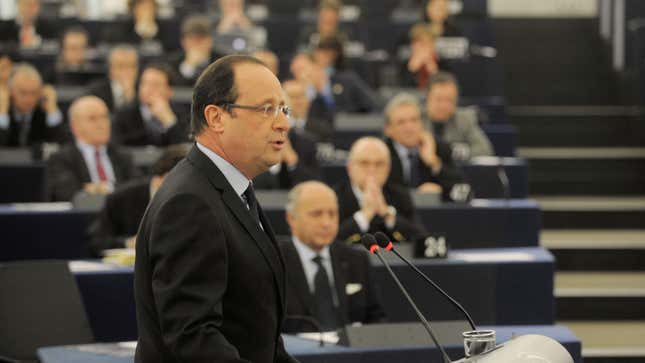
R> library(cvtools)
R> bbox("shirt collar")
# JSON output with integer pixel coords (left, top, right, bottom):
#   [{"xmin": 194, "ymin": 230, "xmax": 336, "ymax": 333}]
[
  {"xmin": 140, "ymin": 104, "xmax": 153, "ymax": 121},
  {"xmin": 196, "ymin": 142, "xmax": 250, "ymax": 198},
  {"xmin": 76, "ymin": 139, "xmax": 106, "ymax": 154},
  {"xmin": 350, "ymin": 184, "xmax": 363, "ymax": 204},
  {"xmin": 292, "ymin": 235, "xmax": 331, "ymax": 262}
]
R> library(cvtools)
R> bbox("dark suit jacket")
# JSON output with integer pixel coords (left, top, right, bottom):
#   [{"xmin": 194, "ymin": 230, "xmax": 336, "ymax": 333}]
[
  {"xmin": 330, "ymin": 71, "xmax": 380, "ymax": 114},
  {"xmin": 253, "ymin": 130, "xmax": 320, "ymax": 190},
  {"xmin": 134, "ymin": 145, "xmax": 297, "ymax": 363},
  {"xmin": 334, "ymin": 180, "xmax": 424, "ymax": 244},
  {"xmin": 87, "ymin": 79, "xmax": 116, "ymax": 112},
  {"xmin": 384, "ymin": 137, "xmax": 464, "ymax": 201},
  {"xmin": 168, "ymin": 50, "xmax": 220, "ymax": 87},
  {"xmin": 0, "ymin": 105, "xmax": 67, "ymax": 147},
  {"xmin": 306, "ymin": 97, "xmax": 335, "ymax": 143},
  {"xmin": 88, "ymin": 178, "xmax": 150, "ymax": 257},
  {"xmin": 45, "ymin": 143, "xmax": 139, "ymax": 202},
  {"xmin": 112, "ymin": 102, "xmax": 189, "ymax": 146},
  {"xmin": 0, "ymin": 18, "xmax": 57, "ymax": 45},
  {"xmin": 280, "ymin": 238, "xmax": 386, "ymax": 333}
]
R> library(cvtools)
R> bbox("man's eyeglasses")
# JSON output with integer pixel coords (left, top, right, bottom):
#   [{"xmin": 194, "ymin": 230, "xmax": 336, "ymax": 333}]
[{"xmin": 223, "ymin": 103, "xmax": 292, "ymax": 119}]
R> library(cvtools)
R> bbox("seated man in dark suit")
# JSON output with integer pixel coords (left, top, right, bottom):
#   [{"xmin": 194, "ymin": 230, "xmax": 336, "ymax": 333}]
[
  {"xmin": 281, "ymin": 180, "xmax": 386, "ymax": 333},
  {"xmin": 112, "ymin": 63, "xmax": 189, "ymax": 146},
  {"xmin": 383, "ymin": 92, "xmax": 468, "ymax": 202},
  {"xmin": 336, "ymin": 137, "xmax": 425, "ymax": 244},
  {"xmin": 170, "ymin": 15, "xmax": 218, "ymax": 87},
  {"xmin": 45, "ymin": 26, "xmax": 103, "ymax": 86},
  {"xmin": 87, "ymin": 44, "xmax": 139, "ymax": 112},
  {"xmin": 88, "ymin": 144, "xmax": 189, "ymax": 257},
  {"xmin": 282, "ymin": 78, "xmax": 333, "ymax": 143},
  {"xmin": 0, "ymin": 0, "xmax": 56, "ymax": 49},
  {"xmin": 0, "ymin": 63, "xmax": 66, "ymax": 147},
  {"xmin": 426, "ymin": 72, "xmax": 493, "ymax": 159},
  {"xmin": 45, "ymin": 96, "xmax": 139, "ymax": 201}
]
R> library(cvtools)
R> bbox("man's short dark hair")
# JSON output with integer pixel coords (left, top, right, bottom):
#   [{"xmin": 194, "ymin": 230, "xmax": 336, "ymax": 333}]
[
  {"xmin": 181, "ymin": 15, "xmax": 212, "ymax": 37},
  {"xmin": 141, "ymin": 62, "xmax": 176, "ymax": 87},
  {"xmin": 151, "ymin": 144, "xmax": 190, "ymax": 176},
  {"xmin": 427, "ymin": 71, "xmax": 459, "ymax": 92},
  {"xmin": 62, "ymin": 26, "xmax": 89, "ymax": 42},
  {"xmin": 190, "ymin": 54, "xmax": 266, "ymax": 136}
]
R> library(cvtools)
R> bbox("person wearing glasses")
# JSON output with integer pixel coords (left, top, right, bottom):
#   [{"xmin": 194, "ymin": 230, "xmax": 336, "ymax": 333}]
[
  {"xmin": 134, "ymin": 55, "xmax": 298, "ymax": 363},
  {"xmin": 112, "ymin": 63, "xmax": 189, "ymax": 146}
]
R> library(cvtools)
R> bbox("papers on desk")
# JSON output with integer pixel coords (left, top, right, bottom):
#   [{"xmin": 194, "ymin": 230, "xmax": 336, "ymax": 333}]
[
  {"xmin": 74, "ymin": 342, "xmax": 136, "ymax": 356},
  {"xmin": 11, "ymin": 202, "xmax": 72, "ymax": 211},
  {"xmin": 68, "ymin": 261, "xmax": 123, "ymax": 272},
  {"xmin": 298, "ymin": 331, "xmax": 340, "ymax": 345},
  {"xmin": 102, "ymin": 248, "xmax": 136, "ymax": 266},
  {"xmin": 452, "ymin": 251, "xmax": 536, "ymax": 263}
]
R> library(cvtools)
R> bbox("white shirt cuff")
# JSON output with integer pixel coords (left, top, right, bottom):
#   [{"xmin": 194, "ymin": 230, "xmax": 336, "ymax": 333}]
[
  {"xmin": 353, "ymin": 211, "xmax": 370, "ymax": 233},
  {"xmin": 0, "ymin": 114, "xmax": 8, "ymax": 129},
  {"xmin": 46, "ymin": 110, "xmax": 63, "ymax": 127}
]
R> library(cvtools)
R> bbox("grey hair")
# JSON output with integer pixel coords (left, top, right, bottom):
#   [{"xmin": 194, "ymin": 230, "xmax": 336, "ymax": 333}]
[
  {"xmin": 384, "ymin": 92, "xmax": 421, "ymax": 124},
  {"xmin": 8, "ymin": 63, "xmax": 42, "ymax": 88},
  {"xmin": 347, "ymin": 136, "xmax": 390, "ymax": 164}
]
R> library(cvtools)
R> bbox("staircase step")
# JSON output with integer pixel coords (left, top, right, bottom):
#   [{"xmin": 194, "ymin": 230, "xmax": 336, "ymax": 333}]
[
  {"xmin": 555, "ymin": 272, "xmax": 645, "ymax": 320},
  {"xmin": 509, "ymin": 106, "xmax": 645, "ymax": 147},
  {"xmin": 519, "ymin": 148, "xmax": 645, "ymax": 195},
  {"xmin": 559, "ymin": 321, "xmax": 645, "ymax": 361},
  {"xmin": 542, "ymin": 230, "xmax": 645, "ymax": 270},
  {"xmin": 537, "ymin": 196, "xmax": 645, "ymax": 229}
]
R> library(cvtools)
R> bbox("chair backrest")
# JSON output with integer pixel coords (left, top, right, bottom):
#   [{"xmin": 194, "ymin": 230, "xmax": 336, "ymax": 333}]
[{"xmin": 0, "ymin": 261, "xmax": 94, "ymax": 361}]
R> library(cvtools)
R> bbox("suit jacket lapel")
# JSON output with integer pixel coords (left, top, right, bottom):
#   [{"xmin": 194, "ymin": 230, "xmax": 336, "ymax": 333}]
[
  {"xmin": 72, "ymin": 145, "xmax": 92, "ymax": 184},
  {"xmin": 186, "ymin": 145, "xmax": 286, "ymax": 311},
  {"xmin": 283, "ymin": 240, "xmax": 316, "ymax": 316},
  {"xmin": 330, "ymin": 243, "xmax": 349, "ymax": 325}
]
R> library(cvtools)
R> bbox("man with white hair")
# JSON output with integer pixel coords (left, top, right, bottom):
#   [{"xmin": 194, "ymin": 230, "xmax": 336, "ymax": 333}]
[
  {"xmin": 45, "ymin": 96, "xmax": 138, "ymax": 201},
  {"xmin": 280, "ymin": 180, "xmax": 386, "ymax": 333},
  {"xmin": 0, "ymin": 63, "xmax": 65, "ymax": 147},
  {"xmin": 335, "ymin": 136, "xmax": 424, "ymax": 244}
]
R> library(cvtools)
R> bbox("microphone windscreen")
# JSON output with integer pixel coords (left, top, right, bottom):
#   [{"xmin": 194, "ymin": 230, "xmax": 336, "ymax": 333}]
[
  {"xmin": 359, "ymin": 233, "xmax": 377, "ymax": 251},
  {"xmin": 374, "ymin": 232, "xmax": 391, "ymax": 248}
]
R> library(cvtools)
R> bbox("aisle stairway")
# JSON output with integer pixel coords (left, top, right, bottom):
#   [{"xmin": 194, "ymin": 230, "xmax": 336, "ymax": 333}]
[{"xmin": 494, "ymin": 17, "xmax": 645, "ymax": 363}]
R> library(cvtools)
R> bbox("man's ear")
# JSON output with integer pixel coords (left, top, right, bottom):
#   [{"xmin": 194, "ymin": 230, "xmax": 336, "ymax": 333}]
[{"xmin": 204, "ymin": 104, "xmax": 225, "ymax": 132}]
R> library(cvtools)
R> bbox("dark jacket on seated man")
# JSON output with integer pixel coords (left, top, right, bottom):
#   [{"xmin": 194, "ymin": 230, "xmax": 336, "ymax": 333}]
[
  {"xmin": 384, "ymin": 137, "xmax": 464, "ymax": 202},
  {"xmin": 0, "ymin": 105, "xmax": 67, "ymax": 147},
  {"xmin": 329, "ymin": 71, "xmax": 380, "ymax": 114},
  {"xmin": 45, "ymin": 143, "xmax": 139, "ymax": 201},
  {"xmin": 334, "ymin": 180, "xmax": 424, "ymax": 245},
  {"xmin": 280, "ymin": 238, "xmax": 386, "ymax": 333},
  {"xmin": 112, "ymin": 102, "xmax": 189, "ymax": 146},
  {"xmin": 88, "ymin": 178, "xmax": 150, "ymax": 257},
  {"xmin": 253, "ymin": 130, "xmax": 320, "ymax": 190}
]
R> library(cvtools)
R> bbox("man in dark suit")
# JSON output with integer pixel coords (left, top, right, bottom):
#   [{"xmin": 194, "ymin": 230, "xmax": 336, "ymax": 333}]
[
  {"xmin": 383, "ymin": 92, "xmax": 468, "ymax": 202},
  {"xmin": 281, "ymin": 181, "xmax": 385, "ymax": 333},
  {"xmin": 0, "ymin": 0, "xmax": 56, "ymax": 49},
  {"xmin": 45, "ymin": 96, "xmax": 138, "ymax": 202},
  {"xmin": 253, "ymin": 129, "xmax": 320, "ymax": 190},
  {"xmin": 113, "ymin": 63, "xmax": 189, "ymax": 146},
  {"xmin": 335, "ymin": 137, "xmax": 424, "ymax": 245},
  {"xmin": 0, "ymin": 63, "xmax": 66, "ymax": 147},
  {"xmin": 87, "ymin": 45, "xmax": 139, "ymax": 112},
  {"xmin": 169, "ymin": 15, "xmax": 218, "ymax": 87},
  {"xmin": 134, "ymin": 55, "xmax": 297, "ymax": 362},
  {"xmin": 282, "ymin": 79, "xmax": 333, "ymax": 143},
  {"xmin": 88, "ymin": 144, "xmax": 189, "ymax": 257}
]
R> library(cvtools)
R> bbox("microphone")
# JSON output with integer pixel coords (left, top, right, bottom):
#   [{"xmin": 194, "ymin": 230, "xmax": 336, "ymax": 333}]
[
  {"xmin": 360, "ymin": 234, "xmax": 452, "ymax": 363},
  {"xmin": 284, "ymin": 315, "xmax": 325, "ymax": 347},
  {"xmin": 373, "ymin": 231, "xmax": 477, "ymax": 331}
]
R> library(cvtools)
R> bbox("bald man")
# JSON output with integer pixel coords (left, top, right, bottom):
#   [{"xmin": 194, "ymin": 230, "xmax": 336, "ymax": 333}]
[
  {"xmin": 46, "ymin": 96, "xmax": 139, "ymax": 201},
  {"xmin": 335, "ymin": 137, "xmax": 424, "ymax": 244},
  {"xmin": 0, "ymin": 63, "xmax": 66, "ymax": 147},
  {"xmin": 280, "ymin": 181, "xmax": 385, "ymax": 333}
]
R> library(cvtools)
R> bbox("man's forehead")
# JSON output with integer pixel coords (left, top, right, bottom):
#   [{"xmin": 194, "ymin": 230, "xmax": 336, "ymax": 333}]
[{"xmin": 234, "ymin": 63, "xmax": 283, "ymax": 101}]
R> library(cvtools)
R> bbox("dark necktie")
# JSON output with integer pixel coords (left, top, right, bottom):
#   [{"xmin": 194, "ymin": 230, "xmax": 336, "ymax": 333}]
[
  {"xmin": 408, "ymin": 151, "xmax": 420, "ymax": 187},
  {"xmin": 17, "ymin": 113, "xmax": 31, "ymax": 146},
  {"xmin": 243, "ymin": 183, "xmax": 261, "ymax": 226},
  {"xmin": 312, "ymin": 255, "xmax": 339, "ymax": 331},
  {"xmin": 94, "ymin": 148, "xmax": 108, "ymax": 182}
]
